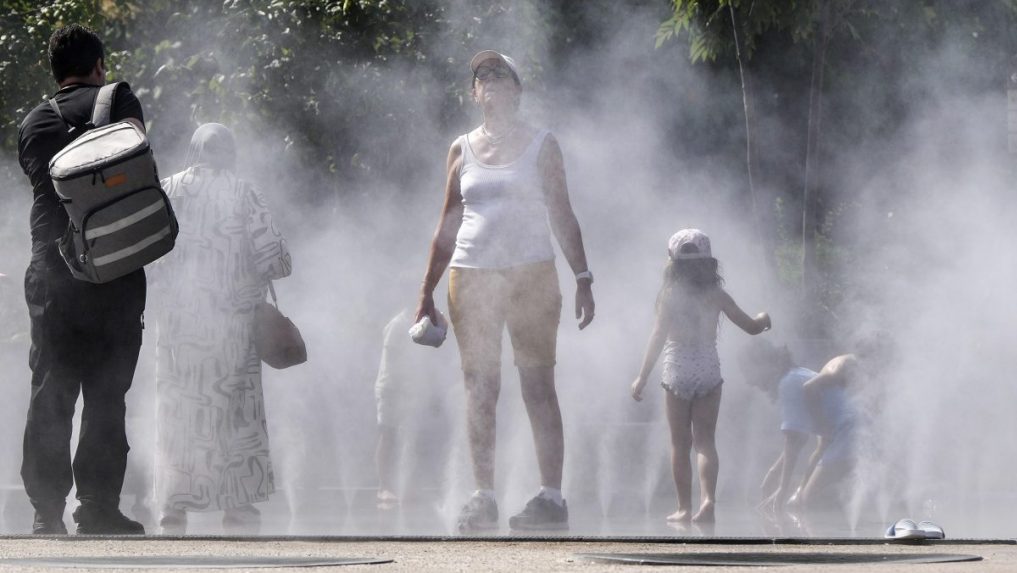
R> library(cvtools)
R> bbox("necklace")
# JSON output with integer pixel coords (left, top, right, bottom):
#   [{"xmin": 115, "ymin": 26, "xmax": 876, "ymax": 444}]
[{"xmin": 481, "ymin": 122, "xmax": 517, "ymax": 146}]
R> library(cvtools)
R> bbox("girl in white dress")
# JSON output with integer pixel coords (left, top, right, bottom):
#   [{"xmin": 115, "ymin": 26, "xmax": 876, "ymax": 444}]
[{"xmin": 631, "ymin": 229, "xmax": 769, "ymax": 523}]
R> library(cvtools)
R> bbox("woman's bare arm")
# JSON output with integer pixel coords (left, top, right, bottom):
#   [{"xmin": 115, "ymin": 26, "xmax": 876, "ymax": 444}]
[
  {"xmin": 415, "ymin": 141, "xmax": 465, "ymax": 323},
  {"xmin": 540, "ymin": 134, "xmax": 594, "ymax": 330}
]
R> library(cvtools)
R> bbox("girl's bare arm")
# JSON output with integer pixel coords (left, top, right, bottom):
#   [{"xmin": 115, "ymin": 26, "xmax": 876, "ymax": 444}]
[
  {"xmin": 632, "ymin": 309, "xmax": 668, "ymax": 401},
  {"xmin": 716, "ymin": 288, "xmax": 771, "ymax": 334}
]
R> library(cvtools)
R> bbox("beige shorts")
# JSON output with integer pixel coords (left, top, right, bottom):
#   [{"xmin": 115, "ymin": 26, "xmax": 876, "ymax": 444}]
[{"xmin": 448, "ymin": 260, "xmax": 561, "ymax": 374}]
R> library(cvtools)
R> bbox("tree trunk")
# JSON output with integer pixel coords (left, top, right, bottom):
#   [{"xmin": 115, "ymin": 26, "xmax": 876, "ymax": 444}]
[
  {"xmin": 728, "ymin": 4, "xmax": 760, "ymax": 228},
  {"xmin": 801, "ymin": 0, "xmax": 832, "ymax": 301},
  {"xmin": 1008, "ymin": 55, "xmax": 1017, "ymax": 179},
  {"xmin": 728, "ymin": 3, "xmax": 776, "ymax": 281}
]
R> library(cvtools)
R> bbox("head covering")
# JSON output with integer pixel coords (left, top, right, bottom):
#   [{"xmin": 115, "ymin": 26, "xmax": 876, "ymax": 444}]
[
  {"xmin": 184, "ymin": 123, "xmax": 236, "ymax": 171},
  {"xmin": 470, "ymin": 50, "xmax": 521, "ymax": 86},
  {"xmin": 668, "ymin": 228, "xmax": 712, "ymax": 260}
]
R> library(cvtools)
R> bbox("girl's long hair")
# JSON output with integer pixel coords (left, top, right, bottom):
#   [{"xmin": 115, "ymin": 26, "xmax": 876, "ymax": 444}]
[{"xmin": 656, "ymin": 244, "xmax": 723, "ymax": 312}]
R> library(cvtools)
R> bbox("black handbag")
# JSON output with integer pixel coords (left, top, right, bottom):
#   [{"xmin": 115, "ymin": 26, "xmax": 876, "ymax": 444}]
[{"xmin": 253, "ymin": 282, "xmax": 307, "ymax": 369}]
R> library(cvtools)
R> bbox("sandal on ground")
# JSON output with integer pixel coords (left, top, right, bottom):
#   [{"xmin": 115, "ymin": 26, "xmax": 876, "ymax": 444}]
[
  {"xmin": 917, "ymin": 520, "xmax": 945, "ymax": 540},
  {"xmin": 884, "ymin": 518, "xmax": 925, "ymax": 540}
]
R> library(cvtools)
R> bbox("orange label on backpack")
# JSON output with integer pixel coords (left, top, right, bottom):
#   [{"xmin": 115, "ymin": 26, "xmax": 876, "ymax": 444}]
[{"xmin": 104, "ymin": 173, "xmax": 127, "ymax": 188}]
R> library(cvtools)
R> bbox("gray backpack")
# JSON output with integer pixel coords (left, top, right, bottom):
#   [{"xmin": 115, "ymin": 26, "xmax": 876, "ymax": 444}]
[{"xmin": 47, "ymin": 82, "xmax": 177, "ymax": 283}]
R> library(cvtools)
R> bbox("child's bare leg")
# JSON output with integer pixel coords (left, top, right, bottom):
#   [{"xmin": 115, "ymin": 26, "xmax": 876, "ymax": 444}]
[
  {"xmin": 376, "ymin": 424, "xmax": 399, "ymax": 499},
  {"xmin": 691, "ymin": 385, "xmax": 723, "ymax": 523},
  {"xmin": 800, "ymin": 460, "xmax": 850, "ymax": 510},
  {"xmin": 665, "ymin": 391, "xmax": 694, "ymax": 521}
]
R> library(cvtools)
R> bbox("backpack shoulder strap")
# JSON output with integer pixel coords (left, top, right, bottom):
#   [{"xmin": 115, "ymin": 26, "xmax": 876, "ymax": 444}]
[
  {"xmin": 47, "ymin": 98, "xmax": 75, "ymax": 134},
  {"xmin": 90, "ymin": 82, "xmax": 121, "ymax": 128}
]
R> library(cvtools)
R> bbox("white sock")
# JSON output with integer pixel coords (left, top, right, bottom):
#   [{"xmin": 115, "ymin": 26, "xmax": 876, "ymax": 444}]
[
  {"xmin": 473, "ymin": 489, "xmax": 495, "ymax": 501},
  {"xmin": 538, "ymin": 486, "xmax": 564, "ymax": 506}
]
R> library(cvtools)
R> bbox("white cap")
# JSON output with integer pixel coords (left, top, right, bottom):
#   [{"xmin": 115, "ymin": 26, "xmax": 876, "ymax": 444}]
[
  {"xmin": 668, "ymin": 229, "xmax": 712, "ymax": 260},
  {"xmin": 470, "ymin": 50, "xmax": 520, "ymax": 84}
]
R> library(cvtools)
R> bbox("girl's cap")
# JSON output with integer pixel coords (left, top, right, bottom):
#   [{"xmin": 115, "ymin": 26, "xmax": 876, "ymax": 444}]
[{"xmin": 668, "ymin": 229, "xmax": 712, "ymax": 260}]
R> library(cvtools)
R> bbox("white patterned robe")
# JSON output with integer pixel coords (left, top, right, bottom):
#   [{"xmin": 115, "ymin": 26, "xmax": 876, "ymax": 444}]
[{"xmin": 153, "ymin": 166, "xmax": 291, "ymax": 512}]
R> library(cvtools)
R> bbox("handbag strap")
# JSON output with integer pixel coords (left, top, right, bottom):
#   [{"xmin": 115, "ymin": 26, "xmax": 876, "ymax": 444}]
[{"xmin": 268, "ymin": 281, "xmax": 279, "ymax": 309}]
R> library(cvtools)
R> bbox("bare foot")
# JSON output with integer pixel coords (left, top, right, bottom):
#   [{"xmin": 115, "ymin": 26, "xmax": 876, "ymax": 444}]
[
  {"xmin": 376, "ymin": 489, "xmax": 399, "ymax": 510},
  {"xmin": 666, "ymin": 508, "xmax": 692, "ymax": 522},
  {"xmin": 692, "ymin": 500, "xmax": 715, "ymax": 523}
]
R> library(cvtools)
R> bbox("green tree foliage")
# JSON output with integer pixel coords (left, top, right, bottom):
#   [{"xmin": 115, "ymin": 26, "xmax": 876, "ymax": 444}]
[
  {"xmin": 0, "ymin": 0, "xmax": 132, "ymax": 151},
  {"xmin": 655, "ymin": 0, "xmax": 814, "ymax": 62},
  {"xmin": 1, "ymin": 0, "xmax": 549, "ymax": 202}
]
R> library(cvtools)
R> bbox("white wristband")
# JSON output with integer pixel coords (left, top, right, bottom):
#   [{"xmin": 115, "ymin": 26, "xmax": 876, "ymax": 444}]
[{"xmin": 575, "ymin": 270, "xmax": 593, "ymax": 283}]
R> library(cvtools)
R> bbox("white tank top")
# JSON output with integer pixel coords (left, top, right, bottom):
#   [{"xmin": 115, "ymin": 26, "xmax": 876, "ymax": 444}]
[{"xmin": 449, "ymin": 129, "xmax": 556, "ymax": 269}]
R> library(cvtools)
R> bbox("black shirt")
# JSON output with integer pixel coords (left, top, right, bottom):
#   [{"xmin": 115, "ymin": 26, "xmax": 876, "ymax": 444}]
[{"xmin": 18, "ymin": 83, "xmax": 144, "ymax": 253}]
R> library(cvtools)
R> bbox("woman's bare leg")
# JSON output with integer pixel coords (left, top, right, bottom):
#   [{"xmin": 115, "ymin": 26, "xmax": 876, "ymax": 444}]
[
  {"xmin": 464, "ymin": 369, "xmax": 501, "ymax": 490},
  {"xmin": 665, "ymin": 391, "xmax": 694, "ymax": 522},
  {"xmin": 691, "ymin": 385, "xmax": 723, "ymax": 523},
  {"xmin": 518, "ymin": 366, "xmax": 563, "ymax": 489}
]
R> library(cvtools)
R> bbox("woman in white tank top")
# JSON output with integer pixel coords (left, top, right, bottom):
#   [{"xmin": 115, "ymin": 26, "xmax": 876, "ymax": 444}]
[{"xmin": 414, "ymin": 51, "xmax": 595, "ymax": 533}]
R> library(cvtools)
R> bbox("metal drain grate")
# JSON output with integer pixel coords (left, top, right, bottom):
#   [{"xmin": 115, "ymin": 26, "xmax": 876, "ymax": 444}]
[
  {"xmin": 0, "ymin": 556, "xmax": 393, "ymax": 569},
  {"xmin": 576, "ymin": 551, "xmax": 982, "ymax": 566}
]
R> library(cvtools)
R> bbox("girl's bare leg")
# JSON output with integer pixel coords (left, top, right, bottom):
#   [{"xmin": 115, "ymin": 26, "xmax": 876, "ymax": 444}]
[
  {"xmin": 691, "ymin": 385, "xmax": 723, "ymax": 523},
  {"xmin": 665, "ymin": 391, "xmax": 694, "ymax": 522}
]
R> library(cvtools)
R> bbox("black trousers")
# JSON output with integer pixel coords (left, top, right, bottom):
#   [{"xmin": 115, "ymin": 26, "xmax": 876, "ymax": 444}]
[{"xmin": 21, "ymin": 254, "xmax": 145, "ymax": 510}]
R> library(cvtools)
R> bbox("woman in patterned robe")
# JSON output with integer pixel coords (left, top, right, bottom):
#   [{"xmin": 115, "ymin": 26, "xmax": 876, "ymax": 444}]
[{"xmin": 153, "ymin": 123, "xmax": 291, "ymax": 534}]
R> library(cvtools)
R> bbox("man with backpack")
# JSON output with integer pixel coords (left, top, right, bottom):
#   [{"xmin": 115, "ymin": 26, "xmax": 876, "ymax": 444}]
[{"xmin": 17, "ymin": 24, "xmax": 148, "ymax": 535}]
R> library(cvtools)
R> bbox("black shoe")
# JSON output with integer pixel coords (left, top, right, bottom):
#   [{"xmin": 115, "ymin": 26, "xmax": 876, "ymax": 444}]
[
  {"xmin": 73, "ymin": 503, "xmax": 145, "ymax": 535},
  {"xmin": 508, "ymin": 495, "xmax": 569, "ymax": 531},
  {"xmin": 159, "ymin": 509, "xmax": 187, "ymax": 536},
  {"xmin": 32, "ymin": 503, "xmax": 68, "ymax": 535},
  {"xmin": 456, "ymin": 495, "xmax": 498, "ymax": 533}
]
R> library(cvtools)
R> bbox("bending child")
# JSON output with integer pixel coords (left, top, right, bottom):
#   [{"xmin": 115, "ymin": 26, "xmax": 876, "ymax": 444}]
[
  {"xmin": 631, "ymin": 229, "xmax": 771, "ymax": 523},
  {"xmin": 741, "ymin": 340, "xmax": 865, "ymax": 515}
]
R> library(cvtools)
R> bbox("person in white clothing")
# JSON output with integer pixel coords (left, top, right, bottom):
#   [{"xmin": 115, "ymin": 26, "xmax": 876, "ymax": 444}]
[
  {"xmin": 374, "ymin": 308, "xmax": 456, "ymax": 508},
  {"xmin": 414, "ymin": 50, "xmax": 595, "ymax": 533},
  {"xmin": 152, "ymin": 123, "xmax": 292, "ymax": 535}
]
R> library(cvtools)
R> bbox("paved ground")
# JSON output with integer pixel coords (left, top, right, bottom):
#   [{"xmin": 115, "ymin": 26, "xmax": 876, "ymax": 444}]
[
  {"xmin": 1, "ymin": 487, "xmax": 1013, "ymax": 571},
  {"xmin": 0, "ymin": 536, "xmax": 1013, "ymax": 572}
]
